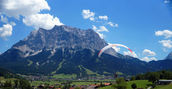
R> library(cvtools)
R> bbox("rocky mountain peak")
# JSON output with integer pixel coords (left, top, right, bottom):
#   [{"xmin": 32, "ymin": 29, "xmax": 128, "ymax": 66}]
[{"xmin": 9, "ymin": 25, "xmax": 116, "ymax": 57}]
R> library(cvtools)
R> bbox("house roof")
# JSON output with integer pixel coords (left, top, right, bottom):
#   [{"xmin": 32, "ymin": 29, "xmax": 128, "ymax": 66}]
[{"xmin": 159, "ymin": 80, "xmax": 172, "ymax": 82}]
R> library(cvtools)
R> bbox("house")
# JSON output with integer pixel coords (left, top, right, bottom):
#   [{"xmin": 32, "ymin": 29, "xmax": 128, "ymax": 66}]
[
  {"xmin": 69, "ymin": 87, "xmax": 75, "ymax": 89},
  {"xmin": 104, "ymin": 83, "xmax": 111, "ymax": 86},
  {"xmin": 158, "ymin": 80, "xmax": 172, "ymax": 85},
  {"xmin": 49, "ymin": 86, "xmax": 55, "ymax": 89}
]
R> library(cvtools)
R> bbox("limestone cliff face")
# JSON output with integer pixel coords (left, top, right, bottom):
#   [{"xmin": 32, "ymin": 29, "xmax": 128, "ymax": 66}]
[{"xmin": 9, "ymin": 25, "xmax": 117, "ymax": 58}]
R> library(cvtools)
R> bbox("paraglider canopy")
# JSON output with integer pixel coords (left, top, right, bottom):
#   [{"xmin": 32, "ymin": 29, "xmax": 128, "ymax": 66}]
[{"xmin": 98, "ymin": 44, "xmax": 133, "ymax": 57}]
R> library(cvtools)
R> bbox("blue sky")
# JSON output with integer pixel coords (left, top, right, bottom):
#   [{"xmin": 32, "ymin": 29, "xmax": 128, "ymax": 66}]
[{"xmin": 0, "ymin": 0, "xmax": 172, "ymax": 62}]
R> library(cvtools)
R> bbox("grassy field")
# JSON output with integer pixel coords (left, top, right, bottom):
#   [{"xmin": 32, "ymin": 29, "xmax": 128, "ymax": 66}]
[
  {"xmin": 31, "ymin": 81, "xmax": 59, "ymax": 86},
  {"xmin": 51, "ymin": 74, "xmax": 77, "ymax": 79},
  {"xmin": 154, "ymin": 84, "xmax": 172, "ymax": 89},
  {"xmin": 51, "ymin": 59, "xmax": 65, "ymax": 74},
  {"xmin": 127, "ymin": 80, "xmax": 152, "ymax": 89},
  {"xmin": 100, "ymin": 86, "xmax": 114, "ymax": 89},
  {"xmin": 99, "ymin": 80, "xmax": 152, "ymax": 89},
  {"xmin": 0, "ymin": 77, "xmax": 17, "ymax": 83},
  {"xmin": 72, "ymin": 81, "xmax": 97, "ymax": 85}
]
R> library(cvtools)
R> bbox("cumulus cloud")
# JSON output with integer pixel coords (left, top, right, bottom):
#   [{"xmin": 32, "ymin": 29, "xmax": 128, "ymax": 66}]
[
  {"xmin": 82, "ymin": 9, "xmax": 118, "ymax": 28},
  {"xmin": 0, "ymin": 24, "xmax": 13, "ymax": 38},
  {"xmin": 107, "ymin": 22, "xmax": 114, "ymax": 27},
  {"xmin": 82, "ymin": 9, "xmax": 118, "ymax": 39},
  {"xmin": 106, "ymin": 22, "xmax": 118, "ymax": 28},
  {"xmin": 89, "ymin": 17, "xmax": 95, "ymax": 21},
  {"xmin": 159, "ymin": 40, "xmax": 172, "ymax": 48},
  {"xmin": 155, "ymin": 30, "xmax": 172, "ymax": 39},
  {"xmin": 142, "ymin": 49, "xmax": 156, "ymax": 56},
  {"xmin": 92, "ymin": 25, "xmax": 106, "ymax": 39},
  {"xmin": 92, "ymin": 25, "xmax": 109, "ymax": 32},
  {"xmin": 141, "ymin": 49, "xmax": 157, "ymax": 62},
  {"xmin": 96, "ymin": 26, "xmax": 109, "ymax": 32},
  {"xmin": 92, "ymin": 25, "xmax": 109, "ymax": 39},
  {"xmin": 141, "ymin": 57, "xmax": 157, "ymax": 62},
  {"xmin": 123, "ymin": 51, "xmax": 138, "ymax": 58},
  {"xmin": 99, "ymin": 16, "xmax": 108, "ymax": 20},
  {"xmin": 23, "ymin": 14, "xmax": 63, "ymax": 30},
  {"xmin": 0, "ymin": 0, "xmax": 63, "ymax": 30},
  {"xmin": 0, "ymin": 0, "xmax": 50, "ymax": 18},
  {"xmin": 82, "ymin": 9, "xmax": 95, "ymax": 21}
]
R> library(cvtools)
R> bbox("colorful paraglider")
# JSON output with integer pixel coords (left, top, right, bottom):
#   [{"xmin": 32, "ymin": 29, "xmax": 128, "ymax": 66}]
[{"xmin": 98, "ymin": 44, "xmax": 133, "ymax": 57}]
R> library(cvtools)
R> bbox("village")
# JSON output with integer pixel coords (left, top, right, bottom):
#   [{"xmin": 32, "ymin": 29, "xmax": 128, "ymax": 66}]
[
  {"xmin": 20, "ymin": 72, "xmax": 172, "ymax": 89},
  {"xmin": 22, "ymin": 75, "xmax": 115, "ymax": 89}
]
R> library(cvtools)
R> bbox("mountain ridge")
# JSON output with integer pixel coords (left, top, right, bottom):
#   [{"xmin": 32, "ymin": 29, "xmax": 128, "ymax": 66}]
[
  {"xmin": 0, "ymin": 25, "xmax": 172, "ymax": 77},
  {"xmin": 10, "ymin": 25, "xmax": 118, "ymax": 58},
  {"xmin": 166, "ymin": 51, "xmax": 172, "ymax": 60}
]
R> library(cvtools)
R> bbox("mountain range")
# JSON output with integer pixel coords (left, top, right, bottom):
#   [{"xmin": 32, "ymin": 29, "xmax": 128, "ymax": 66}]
[
  {"xmin": 0, "ymin": 25, "xmax": 172, "ymax": 77},
  {"xmin": 166, "ymin": 52, "xmax": 172, "ymax": 60}
]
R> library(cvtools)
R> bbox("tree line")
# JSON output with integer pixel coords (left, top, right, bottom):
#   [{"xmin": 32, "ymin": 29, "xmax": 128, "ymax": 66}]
[{"xmin": 131, "ymin": 70, "xmax": 172, "ymax": 83}]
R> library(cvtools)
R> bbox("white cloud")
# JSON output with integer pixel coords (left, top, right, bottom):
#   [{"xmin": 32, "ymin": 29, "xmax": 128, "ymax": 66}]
[
  {"xmin": 89, "ymin": 17, "xmax": 95, "ymax": 21},
  {"xmin": 108, "ymin": 43, "xmax": 120, "ymax": 52},
  {"xmin": 0, "ymin": 0, "xmax": 50, "ymax": 18},
  {"xmin": 82, "ymin": 9, "xmax": 95, "ymax": 21},
  {"xmin": 141, "ymin": 57, "xmax": 157, "ymax": 62},
  {"xmin": 10, "ymin": 21, "xmax": 16, "ymax": 26},
  {"xmin": 92, "ymin": 25, "xmax": 97, "ymax": 31},
  {"xmin": 0, "ymin": 24, "xmax": 13, "ymax": 38},
  {"xmin": 0, "ymin": 0, "xmax": 63, "ymax": 30},
  {"xmin": 23, "ymin": 14, "xmax": 63, "ymax": 30},
  {"xmin": 92, "ymin": 25, "xmax": 109, "ymax": 39},
  {"xmin": 107, "ymin": 22, "xmax": 114, "ymax": 27},
  {"xmin": 164, "ymin": 0, "xmax": 170, "ymax": 4},
  {"xmin": 159, "ymin": 40, "xmax": 172, "ymax": 48},
  {"xmin": 141, "ymin": 49, "xmax": 157, "ymax": 62},
  {"xmin": 97, "ymin": 26, "xmax": 109, "ymax": 32},
  {"xmin": 123, "ymin": 51, "xmax": 138, "ymax": 58},
  {"xmin": 92, "ymin": 25, "xmax": 105, "ymax": 39},
  {"xmin": 155, "ymin": 30, "xmax": 172, "ymax": 39},
  {"xmin": 99, "ymin": 16, "xmax": 108, "ymax": 20},
  {"xmin": 142, "ymin": 49, "xmax": 156, "ymax": 56},
  {"xmin": 92, "ymin": 25, "xmax": 109, "ymax": 32},
  {"xmin": 114, "ymin": 24, "xmax": 119, "ymax": 28},
  {"xmin": 107, "ymin": 22, "xmax": 118, "ymax": 28},
  {"xmin": 82, "ymin": 9, "xmax": 118, "ymax": 37}
]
